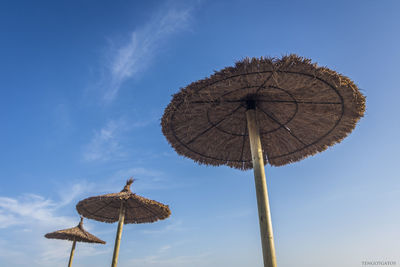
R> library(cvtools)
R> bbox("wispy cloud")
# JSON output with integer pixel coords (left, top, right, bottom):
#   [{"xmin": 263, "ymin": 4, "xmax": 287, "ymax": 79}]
[
  {"xmin": 82, "ymin": 117, "xmax": 156, "ymax": 162},
  {"xmin": 0, "ymin": 181, "xmax": 93, "ymax": 230},
  {"xmin": 0, "ymin": 183, "xmax": 105, "ymax": 266},
  {"xmin": 141, "ymin": 219, "xmax": 187, "ymax": 235},
  {"xmin": 159, "ymin": 244, "xmax": 172, "ymax": 253},
  {"xmin": 105, "ymin": 166, "xmax": 192, "ymax": 193},
  {"xmin": 58, "ymin": 181, "xmax": 95, "ymax": 207},
  {"xmin": 82, "ymin": 119, "xmax": 128, "ymax": 162},
  {"xmin": 0, "ymin": 194, "xmax": 74, "ymax": 229},
  {"xmin": 112, "ymin": 167, "xmax": 166, "ymax": 185},
  {"xmin": 101, "ymin": 4, "xmax": 193, "ymax": 102}
]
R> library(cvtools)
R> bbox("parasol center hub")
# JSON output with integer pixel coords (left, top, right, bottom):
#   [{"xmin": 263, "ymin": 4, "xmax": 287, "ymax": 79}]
[{"xmin": 246, "ymin": 99, "xmax": 257, "ymax": 110}]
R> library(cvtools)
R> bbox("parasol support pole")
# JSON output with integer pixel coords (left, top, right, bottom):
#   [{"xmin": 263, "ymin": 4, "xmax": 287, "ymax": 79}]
[
  {"xmin": 246, "ymin": 106, "xmax": 277, "ymax": 267},
  {"xmin": 111, "ymin": 201, "xmax": 126, "ymax": 267},
  {"xmin": 68, "ymin": 239, "xmax": 76, "ymax": 267}
]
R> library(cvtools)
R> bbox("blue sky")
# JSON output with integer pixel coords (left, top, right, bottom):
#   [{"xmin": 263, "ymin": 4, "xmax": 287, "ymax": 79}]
[{"xmin": 1, "ymin": 0, "xmax": 399, "ymax": 266}]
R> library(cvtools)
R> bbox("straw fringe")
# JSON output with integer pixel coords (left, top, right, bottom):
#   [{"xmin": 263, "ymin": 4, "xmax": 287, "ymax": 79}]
[{"xmin": 161, "ymin": 54, "xmax": 365, "ymax": 170}]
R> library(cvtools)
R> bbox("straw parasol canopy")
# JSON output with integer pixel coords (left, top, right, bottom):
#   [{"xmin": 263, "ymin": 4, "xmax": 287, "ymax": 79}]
[
  {"xmin": 76, "ymin": 179, "xmax": 171, "ymax": 267},
  {"xmin": 161, "ymin": 54, "xmax": 365, "ymax": 267},
  {"xmin": 161, "ymin": 54, "xmax": 365, "ymax": 169},
  {"xmin": 76, "ymin": 179, "xmax": 171, "ymax": 224},
  {"xmin": 45, "ymin": 217, "xmax": 105, "ymax": 267},
  {"xmin": 45, "ymin": 217, "xmax": 105, "ymax": 244}
]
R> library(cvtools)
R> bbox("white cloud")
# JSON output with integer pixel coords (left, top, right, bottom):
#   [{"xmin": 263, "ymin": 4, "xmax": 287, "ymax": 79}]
[
  {"xmin": 141, "ymin": 219, "xmax": 186, "ymax": 235},
  {"xmin": 101, "ymin": 4, "xmax": 193, "ymax": 102},
  {"xmin": 0, "ymin": 183, "xmax": 105, "ymax": 267},
  {"xmin": 0, "ymin": 194, "xmax": 74, "ymax": 229},
  {"xmin": 112, "ymin": 167, "xmax": 165, "ymax": 184},
  {"xmin": 159, "ymin": 245, "xmax": 172, "ymax": 253},
  {"xmin": 83, "ymin": 119, "xmax": 127, "ymax": 162},
  {"xmin": 58, "ymin": 181, "xmax": 94, "ymax": 207},
  {"xmin": 105, "ymin": 166, "xmax": 192, "ymax": 193},
  {"xmin": 82, "ymin": 115, "xmax": 159, "ymax": 163}
]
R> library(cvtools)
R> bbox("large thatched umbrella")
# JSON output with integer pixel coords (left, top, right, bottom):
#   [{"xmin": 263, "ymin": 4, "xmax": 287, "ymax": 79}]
[
  {"xmin": 161, "ymin": 55, "xmax": 365, "ymax": 267},
  {"xmin": 76, "ymin": 179, "xmax": 171, "ymax": 267},
  {"xmin": 44, "ymin": 217, "xmax": 106, "ymax": 267}
]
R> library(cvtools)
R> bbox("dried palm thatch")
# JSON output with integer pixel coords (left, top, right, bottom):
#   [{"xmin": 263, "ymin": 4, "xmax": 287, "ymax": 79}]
[
  {"xmin": 161, "ymin": 54, "xmax": 365, "ymax": 170},
  {"xmin": 44, "ymin": 217, "xmax": 105, "ymax": 244},
  {"xmin": 76, "ymin": 179, "xmax": 171, "ymax": 224},
  {"xmin": 77, "ymin": 179, "xmax": 171, "ymax": 267}
]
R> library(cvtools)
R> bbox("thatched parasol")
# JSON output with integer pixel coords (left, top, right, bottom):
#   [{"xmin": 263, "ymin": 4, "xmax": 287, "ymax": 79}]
[
  {"xmin": 76, "ymin": 178, "xmax": 171, "ymax": 267},
  {"xmin": 44, "ymin": 217, "xmax": 105, "ymax": 267},
  {"xmin": 161, "ymin": 55, "xmax": 365, "ymax": 267}
]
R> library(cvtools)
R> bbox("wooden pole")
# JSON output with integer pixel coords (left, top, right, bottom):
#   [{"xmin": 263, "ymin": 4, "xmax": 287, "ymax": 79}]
[
  {"xmin": 111, "ymin": 201, "xmax": 126, "ymax": 267},
  {"xmin": 68, "ymin": 240, "xmax": 76, "ymax": 267},
  {"xmin": 246, "ymin": 107, "xmax": 277, "ymax": 267}
]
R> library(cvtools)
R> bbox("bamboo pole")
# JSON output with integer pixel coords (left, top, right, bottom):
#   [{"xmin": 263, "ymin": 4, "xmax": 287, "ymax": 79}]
[
  {"xmin": 246, "ymin": 107, "xmax": 277, "ymax": 267},
  {"xmin": 68, "ymin": 240, "xmax": 76, "ymax": 267},
  {"xmin": 111, "ymin": 201, "xmax": 126, "ymax": 267}
]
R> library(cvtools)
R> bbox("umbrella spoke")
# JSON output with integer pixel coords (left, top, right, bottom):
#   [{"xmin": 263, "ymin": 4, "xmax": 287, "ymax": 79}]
[
  {"xmin": 125, "ymin": 202, "xmax": 158, "ymax": 221},
  {"xmin": 142, "ymin": 205, "xmax": 159, "ymax": 217},
  {"xmin": 255, "ymin": 72, "xmax": 274, "ymax": 94},
  {"xmin": 124, "ymin": 200, "xmax": 150, "ymax": 218},
  {"xmin": 239, "ymin": 121, "xmax": 248, "ymax": 162},
  {"xmin": 257, "ymin": 106, "xmax": 307, "ymax": 146},
  {"xmin": 187, "ymin": 105, "xmax": 243, "ymax": 145},
  {"xmin": 188, "ymin": 99, "xmax": 243, "ymax": 104},
  {"xmin": 257, "ymin": 99, "xmax": 342, "ymax": 104},
  {"xmin": 89, "ymin": 200, "xmax": 113, "ymax": 216}
]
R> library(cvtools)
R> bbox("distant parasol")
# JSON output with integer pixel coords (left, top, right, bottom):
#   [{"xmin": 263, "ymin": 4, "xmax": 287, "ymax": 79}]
[
  {"xmin": 45, "ymin": 217, "xmax": 105, "ymax": 267},
  {"xmin": 76, "ymin": 178, "xmax": 171, "ymax": 267}
]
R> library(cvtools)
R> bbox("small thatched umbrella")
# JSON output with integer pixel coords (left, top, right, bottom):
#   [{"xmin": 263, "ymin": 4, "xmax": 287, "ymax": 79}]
[
  {"xmin": 161, "ymin": 55, "xmax": 365, "ymax": 267},
  {"xmin": 76, "ymin": 179, "xmax": 171, "ymax": 267},
  {"xmin": 44, "ymin": 217, "xmax": 106, "ymax": 267}
]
